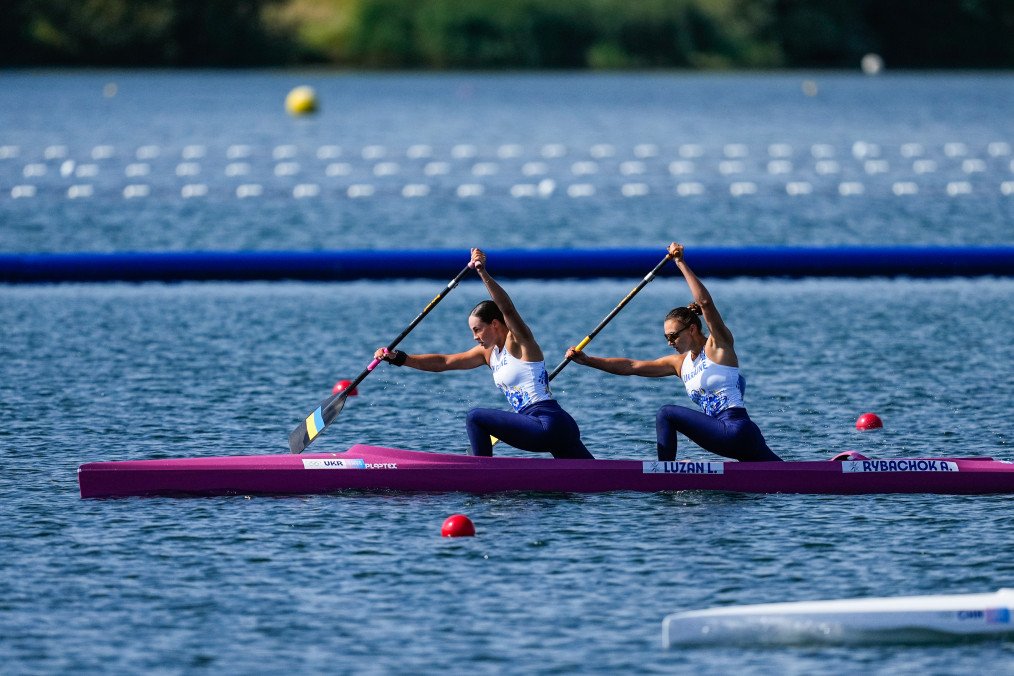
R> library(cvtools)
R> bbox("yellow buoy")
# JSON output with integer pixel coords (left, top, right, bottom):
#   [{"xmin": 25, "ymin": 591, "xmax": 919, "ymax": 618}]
[{"xmin": 285, "ymin": 86, "xmax": 318, "ymax": 116}]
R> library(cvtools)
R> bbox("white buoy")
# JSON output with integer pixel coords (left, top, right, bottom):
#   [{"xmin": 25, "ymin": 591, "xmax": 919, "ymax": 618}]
[
  {"xmin": 864, "ymin": 159, "xmax": 889, "ymax": 174},
  {"xmin": 669, "ymin": 161, "xmax": 694, "ymax": 175},
  {"xmin": 325, "ymin": 163, "xmax": 351, "ymax": 177},
  {"xmin": 946, "ymin": 181, "xmax": 973, "ymax": 196},
  {"xmin": 236, "ymin": 184, "xmax": 263, "ymax": 198},
  {"xmin": 729, "ymin": 181, "xmax": 757, "ymax": 196},
  {"xmin": 570, "ymin": 161, "xmax": 598, "ymax": 176},
  {"xmin": 522, "ymin": 161, "xmax": 548, "ymax": 176},
  {"xmin": 347, "ymin": 184, "xmax": 375, "ymax": 198},
  {"xmin": 293, "ymin": 184, "xmax": 320, "ymax": 199},
  {"xmin": 987, "ymin": 142, "xmax": 1010, "ymax": 157},
  {"xmin": 423, "ymin": 161, "xmax": 450, "ymax": 176},
  {"xmin": 541, "ymin": 144, "xmax": 566, "ymax": 158},
  {"xmin": 962, "ymin": 159, "xmax": 986, "ymax": 173},
  {"xmin": 723, "ymin": 143, "xmax": 748, "ymax": 158},
  {"xmin": 456, "ymin": 184, "xmax": 483, "ymax": 198},
  {"xmin": 567, "ymin": 184, "xmax": 595, "ymax": 197},
  {"xmin": 620, "ymin": 183, "xmax": 649, "ymax": 197},
  {"xmin": 402, "ymin": 184, "xmax": 430, "ymax": 198},
  {"xmin": 811, "ymin": 144, "xmax": 835, "ymax": 159},
  {"xmin": 634, "ymin": 144, "xmax": 658, "ymax": 158},
  {"xmin": 676, "ymin": 182, "xmax": 704, "ymax": 196},
  {"xmin": 861, "ymin": 53, "xmax": 884, "ymax": 75},
  {"xmin": 663, "ymin": 589, "xmax": 1014, "ymax": 647},
  {"xmin": 768, "ymin": 143, "xmax": 793, "ymax": 158},
  {"xmin": 900, "ymin": 143, "xmax": 924, "ymax": 158},
  {"xmin": 373, "ymin": 162, "xmax": 400, "ymax": 176},
  {"xmin": 471, "ymin": 162, "xmax": 498, "ymax": 176},
  {"xmin": 815, "ymin": 160, "xmax": 839, "ymax": 175},
  {"xmin": 123, "ymin": 184, "xmax": 150, "ymax": 199},
  {"xmin": 719, "ymin": 160, "xmax": 744, "ymax": 175},
  {"xmin": 316, "ymin": 145, "xmax": 341, "ymax": 160},
  {"xmin": 406, "ymin": 144, "xmax": 432, "ymax": 159},
  {"xmin": 892, "ymin": 181, "xmax": 919, "ymax": 196},
  {"xmin": 619, "ymin": 161, "xmax": 645, "ymax": 175},
  {"xmin": 839, "ymin": 182, "xmax": 865, "ymax": 196},
  {"xmin": 45, "ymin": 146, "xmax": 68, "ymax": 160},
  {"xmin": 497, "ymin": 144, "xmax": 523, "ymax": 158},
  {"xmin": 176, "ymin": 162, "xmax": 200, "ymax": 177},
  {"xmin": 679, "ymin": 144, "xmax": 704, "ymax": 159},
  {"xmin": 91, "ymin": 145, "xmax": 115, "ymax": 160},
  {"xmin": 225, "ymin": 163, "xmax": 250, "ymax": 177}
]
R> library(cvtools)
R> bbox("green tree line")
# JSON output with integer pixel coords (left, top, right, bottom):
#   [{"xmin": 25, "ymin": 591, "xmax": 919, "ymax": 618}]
[{"xmin": 3, "ymin": 0, "xmax": 1012, "ymax": 68}]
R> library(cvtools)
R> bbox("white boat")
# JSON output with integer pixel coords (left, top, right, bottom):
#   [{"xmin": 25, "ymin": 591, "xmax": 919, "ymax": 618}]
[{"xmin": 662, "ymin": 589, "xmax": 1014, "ymax": 647}]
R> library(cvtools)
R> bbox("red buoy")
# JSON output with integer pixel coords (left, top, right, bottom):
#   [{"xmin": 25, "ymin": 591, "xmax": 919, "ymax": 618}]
[
  {"xmin": 332, "ymin": 379, "xmax": 358, "ymax": 396},
  {"xmin": 855, "ymin": 412, "xmax": 884, "ymax": 431},
  {"xmin": 441, "ymin": 514, "xmax": 476, "ymax": 537}
]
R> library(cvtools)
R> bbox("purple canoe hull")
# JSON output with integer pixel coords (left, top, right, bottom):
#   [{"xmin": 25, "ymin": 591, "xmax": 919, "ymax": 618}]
[{"xmin": 78, "ymin": 445, "xmax": 1014, "ymax": 498}]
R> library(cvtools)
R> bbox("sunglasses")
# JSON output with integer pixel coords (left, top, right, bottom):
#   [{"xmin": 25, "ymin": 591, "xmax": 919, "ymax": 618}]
[{"xmin": 665, "ymin": 324, "xmax": 693, "ymax": 343}]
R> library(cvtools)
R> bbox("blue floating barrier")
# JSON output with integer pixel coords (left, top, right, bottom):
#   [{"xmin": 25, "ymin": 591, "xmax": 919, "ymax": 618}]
[{"xmin": 0, "ymin": 247, "xmax": 1012, "ymax": 284}]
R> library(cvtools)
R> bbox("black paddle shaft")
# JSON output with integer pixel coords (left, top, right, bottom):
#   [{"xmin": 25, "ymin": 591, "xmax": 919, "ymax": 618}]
[{"xmin": 547, "ymin": 253, "xmax": 673, "ymax": 381}]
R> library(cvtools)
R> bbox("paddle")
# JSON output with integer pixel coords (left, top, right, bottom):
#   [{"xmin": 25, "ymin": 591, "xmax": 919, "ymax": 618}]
[
  {"xmin": 491, "ymin": 251, "xmax": 674, "ymax": 446},
  {"xmin": 289, "ymin": 262, "xmax": 473, "ymax": 454}
]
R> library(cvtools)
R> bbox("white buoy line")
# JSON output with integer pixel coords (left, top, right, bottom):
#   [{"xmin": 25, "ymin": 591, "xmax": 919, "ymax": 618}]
[
  {"xmin": 6, "ymin": 178, "xmax": 1010, "ymax": 201},
  {"xmin": 2, "ymin": 141, "xmax": 1008, "ymax": 162},
  {"xmin": 3, "ymin": 141, "xmax": 1012, "ymax": 201},
  {"xmin": 3, "ymin": 177, "xmax": 1005, "ymax": 200}
]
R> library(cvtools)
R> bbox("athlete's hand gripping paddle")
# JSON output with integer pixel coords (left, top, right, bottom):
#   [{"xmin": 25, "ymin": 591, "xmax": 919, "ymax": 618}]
[
  {"xmin": 289, "ymin": 262, "xmax": 472, "ymax": 454},
  {"xmin": 490, "ymin": 250, "xmax": 674, "ymax": 447}
]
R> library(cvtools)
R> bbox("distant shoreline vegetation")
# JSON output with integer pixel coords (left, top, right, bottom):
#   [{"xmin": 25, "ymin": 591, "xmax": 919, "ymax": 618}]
[{"xmin": 4, "ymin": 0, "xmax": 1012, "ymax": 69}]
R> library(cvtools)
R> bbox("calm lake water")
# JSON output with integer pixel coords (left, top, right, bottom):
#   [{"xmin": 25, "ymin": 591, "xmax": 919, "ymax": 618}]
[{"xmin": 1, "ymin": 72, "xmax": 1013, "ymax": 673}]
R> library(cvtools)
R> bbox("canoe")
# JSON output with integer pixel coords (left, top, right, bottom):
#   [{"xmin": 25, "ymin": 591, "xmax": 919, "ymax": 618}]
[
  {"xmin": 662, "ymin": 589, "xmax": 1014, "ymax": 646},
  {"xmin": 77, "ymin": 445, "xmax": 1014, "ymax": 498}
]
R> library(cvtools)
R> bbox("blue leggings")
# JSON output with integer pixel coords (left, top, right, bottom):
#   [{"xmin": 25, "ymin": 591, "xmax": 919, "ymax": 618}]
[
  {"xmin": 656, "ymin": 405, "xmax": 782, "ymax": 462},
  {"xmin": 466, "ymin": 400, "xmax": 594, "ymax": 459}
]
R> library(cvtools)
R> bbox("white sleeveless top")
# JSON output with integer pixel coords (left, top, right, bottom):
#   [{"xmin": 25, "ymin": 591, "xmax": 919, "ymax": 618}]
[
  {"xmin": 680, "ymin": 350, "xmax": 746, "ymax": 417},
  {"xmin": 489, "ymin": 344, "xmax": 553, "ymax": 412}
]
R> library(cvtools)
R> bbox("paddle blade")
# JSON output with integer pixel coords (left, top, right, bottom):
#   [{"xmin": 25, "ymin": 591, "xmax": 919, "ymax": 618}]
[{"xmin": 288, "ymin": 392, "xmax": 347, "ymax": 453}]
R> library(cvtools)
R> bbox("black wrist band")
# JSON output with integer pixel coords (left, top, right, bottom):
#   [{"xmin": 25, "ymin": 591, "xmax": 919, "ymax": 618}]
[{"xmin": 388, "ymin": 349, "xmax": 407, "ymax": 366}]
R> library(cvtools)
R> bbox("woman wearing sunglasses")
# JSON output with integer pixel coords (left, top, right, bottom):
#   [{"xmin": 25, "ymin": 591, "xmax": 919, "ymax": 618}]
[
  {"xmin": 566, "ymin": 242, "xmax": 781, "ymax": 462},
  {"xmin": 376, "ymin": 248, "xmax": 593, "ymax": 460}
]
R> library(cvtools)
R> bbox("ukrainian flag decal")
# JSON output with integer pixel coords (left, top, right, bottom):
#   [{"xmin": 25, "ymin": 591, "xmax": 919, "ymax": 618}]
[{"xmin": 306, "ymin": 407, "xmax": 325, "ymax": 440}]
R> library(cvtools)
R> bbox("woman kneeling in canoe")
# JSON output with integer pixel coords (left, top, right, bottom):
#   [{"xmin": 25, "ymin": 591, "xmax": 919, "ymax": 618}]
[
  {"xmin": 375, "ymin": 248, "xmax": 593, "ymax": 459},
  {"xmin": 566, "ymin": 242, "xmax": 781, "ymax": 463}
]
